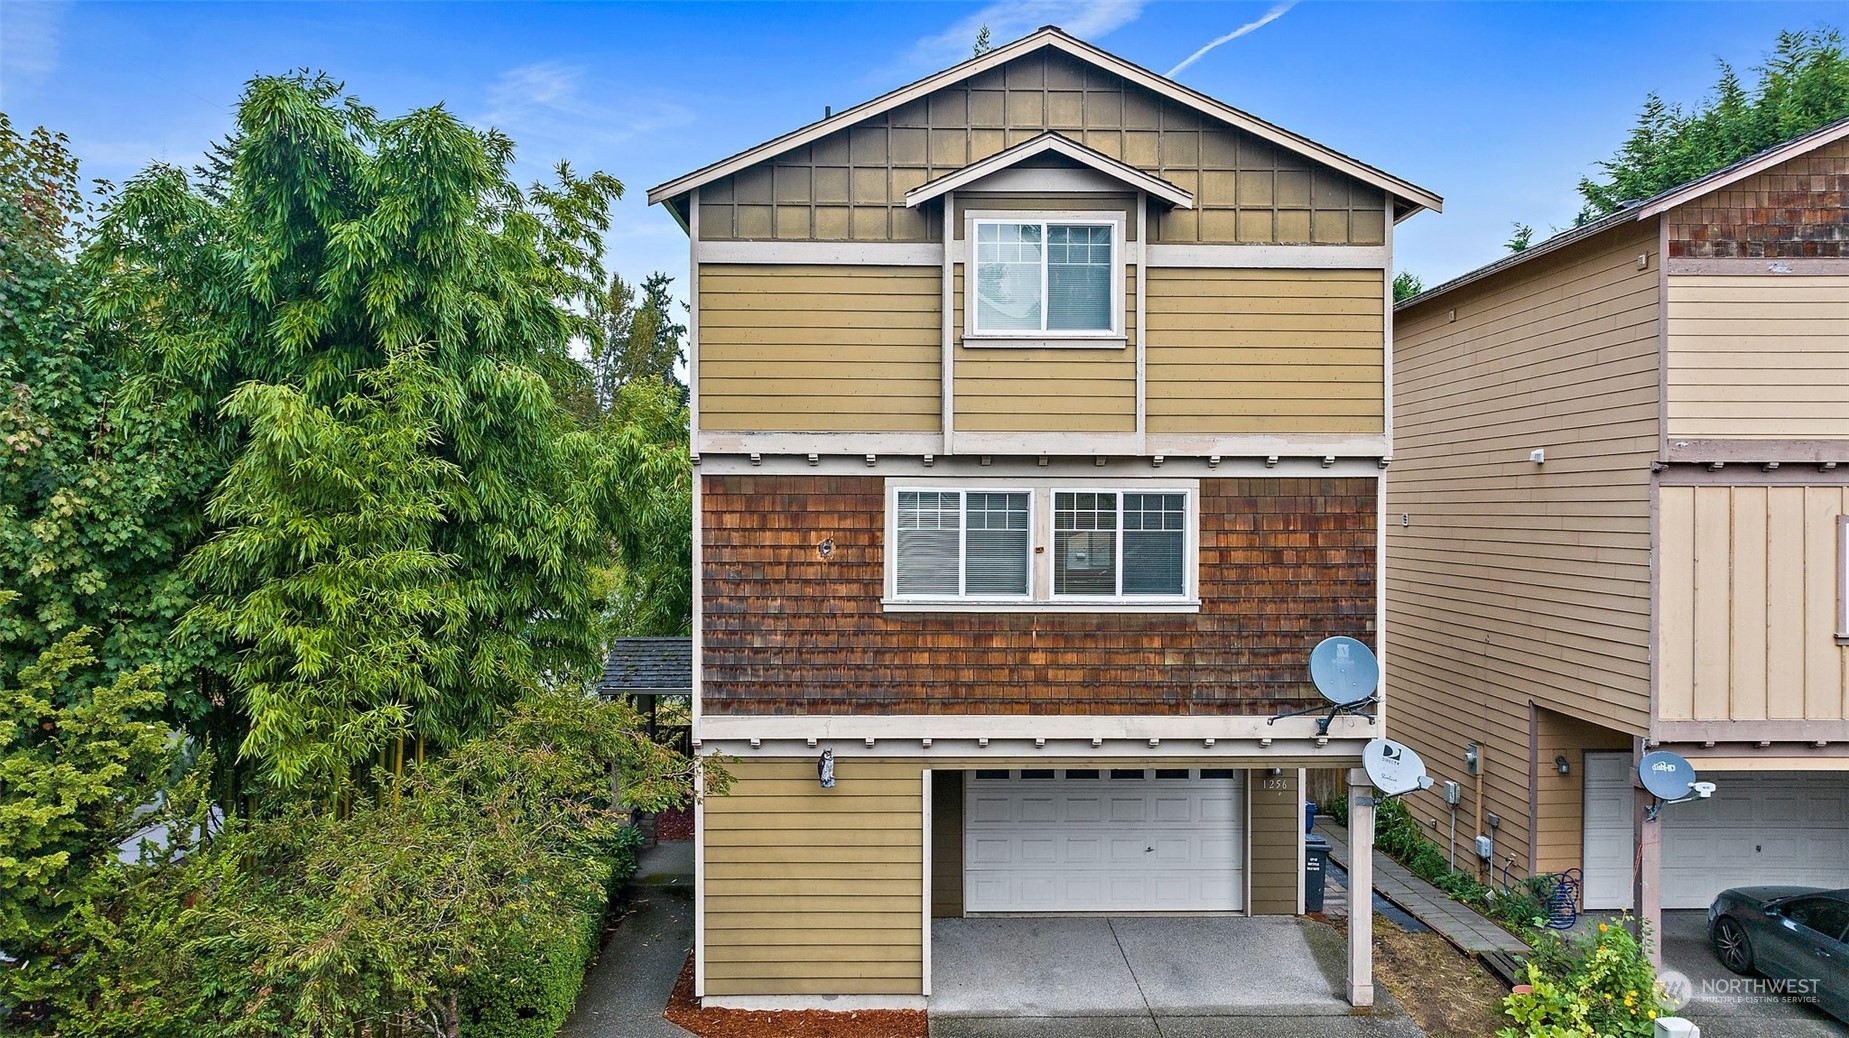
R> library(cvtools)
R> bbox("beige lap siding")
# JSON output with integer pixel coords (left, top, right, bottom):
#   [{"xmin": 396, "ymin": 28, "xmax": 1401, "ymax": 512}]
[
  {"xmin": 697, "ymin": 265, "xmax": 942, "ymax": 434},
  {"xmin": 703, "ymin": 759, "xmax": 925, "ymax": 996},
  {"xmin": 1531, "ymin": 708, "xmax": 1634, "ymax": 877},
  {"xmin": 1144, "ymin": 268, "xmax": 1385, "ymax": 435},
  {"xmin": 1246, "ymin": 768, "xmax": 1302, "ymax": 914},
  {"xmin": 1665, "ymin": 275, "xmax": 1849, "ymax": 441},
  {"xmin": 1659, "ymin": 484, "xmax": 1849, "ymax": 724}
]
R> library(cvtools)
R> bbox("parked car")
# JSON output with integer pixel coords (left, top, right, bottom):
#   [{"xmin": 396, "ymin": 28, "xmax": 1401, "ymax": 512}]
[{"xmin": 1709, "ymin": 886, "xmax": 1849, "ymax": 1023}]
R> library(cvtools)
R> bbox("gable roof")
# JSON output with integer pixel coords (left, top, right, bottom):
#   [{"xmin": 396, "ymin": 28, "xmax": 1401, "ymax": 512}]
[
  {"xmin": 903, "ymin": 131, "xmax": 1195, "ymax": 209},
  {"xmin": 1399, "ymin": 114, "xmax": 1849, "ymax": 310},
  {"xmin": 647, "ymin": 26, "xmax": 1441, "ymax": 218},
  {"xmin": 598, "ymin": 636, "xmax": 692, "ymax": 697}
]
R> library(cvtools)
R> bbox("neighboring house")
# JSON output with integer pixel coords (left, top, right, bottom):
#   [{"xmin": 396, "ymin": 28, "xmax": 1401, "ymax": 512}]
[
  {"xmin": 1386, "ymin": 118, "xmax": 1849, "ymax": 944},
  {"xmin": 646, "ymin": 27, "xmax": 1439, "ymax": 1010}
]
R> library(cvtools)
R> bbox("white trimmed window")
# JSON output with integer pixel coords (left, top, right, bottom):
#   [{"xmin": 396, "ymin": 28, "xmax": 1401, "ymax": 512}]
[
  {"xmin": 967, "ymin": 214, "xmax": 1123, "ymax": 344},
  {"xmin": 888, "ymin": 483, "xmax": 1197, "ymax": 608}
]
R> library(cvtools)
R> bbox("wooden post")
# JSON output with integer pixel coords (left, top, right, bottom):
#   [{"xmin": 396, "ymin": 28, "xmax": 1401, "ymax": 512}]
[
  {"xmin": 1635, "ymin": 782, "xmax": 1664, "ymax": 965},
  {"xmin": 1347, "ymin": 767, "xmax": 1375, "ymax": 1007}
]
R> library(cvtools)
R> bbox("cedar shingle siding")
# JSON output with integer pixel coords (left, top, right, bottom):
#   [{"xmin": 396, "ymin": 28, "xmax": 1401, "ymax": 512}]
[
  {"xmin": 1667, "ymin": 136, "xmax": 1849, "ymax": 258},
  {"xmin": 701, "ymin": 474, "xmax": 1376, "ymax": 715}
]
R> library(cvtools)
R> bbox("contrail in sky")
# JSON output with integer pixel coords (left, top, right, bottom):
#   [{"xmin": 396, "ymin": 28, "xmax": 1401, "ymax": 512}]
[{"xmin": 1166, "ymin": 1, "xmax": 1299, "ymax": 77}]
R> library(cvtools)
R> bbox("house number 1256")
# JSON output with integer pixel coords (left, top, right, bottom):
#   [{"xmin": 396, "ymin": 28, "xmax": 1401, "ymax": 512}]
[{"xmin": 1261, "ymin": 778, "xmax": 1289, "ymax": 790}]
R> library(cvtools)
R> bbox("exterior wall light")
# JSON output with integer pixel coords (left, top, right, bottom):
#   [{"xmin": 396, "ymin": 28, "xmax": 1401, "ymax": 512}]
[
  {"xmin": 817, "ymin": 749, "xmax": 835, "ymax": 788},
  {"xmin": 1555, "ymin": 754, "xmax": 1570, "ymax": 776}
]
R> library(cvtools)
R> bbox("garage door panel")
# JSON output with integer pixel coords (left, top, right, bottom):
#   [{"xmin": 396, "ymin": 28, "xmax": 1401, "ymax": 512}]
[
  {"xmin": 1662, "ymin": 771, "xmax": 1848, "ymax": 908},
  {"xmin": 966, "ymin": 771, "xmax": 1247, "ymax": 913}
]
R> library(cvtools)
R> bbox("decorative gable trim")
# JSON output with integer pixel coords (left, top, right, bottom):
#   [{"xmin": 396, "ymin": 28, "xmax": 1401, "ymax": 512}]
[
  {"xmin": 903, "ymin": 132, "xmax": 1194, "ymax": 209},
  {"xmin": 646, "ymin": 26, "xmax": 1441, "ymax": 216}
]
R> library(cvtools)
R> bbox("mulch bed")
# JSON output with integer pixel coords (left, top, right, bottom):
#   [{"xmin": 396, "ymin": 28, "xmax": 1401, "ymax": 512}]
[
  {"xmin": 663, "ymin": 956, "xmax": 927, "ymax": 1038},
  {"xmin": 655, "ymin": 806, "xmax": 693, "ymax": 841},
  {"xmin": 1369, "ymin": 920, "xmax": 1509, "ymax": 1037}
]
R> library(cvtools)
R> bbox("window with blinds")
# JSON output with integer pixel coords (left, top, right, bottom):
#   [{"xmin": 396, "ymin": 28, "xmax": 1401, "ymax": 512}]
[
  {"xmin": 895, "ymin": 489, "xmax": 1030, "ymax": 598},
  {"xmin": 972, "ymin": 218, "xmax": 1117, "ymax": 337},
  {"xmin": 891, "ymin": 485, "xmax": 1193, "ymax": 604}
]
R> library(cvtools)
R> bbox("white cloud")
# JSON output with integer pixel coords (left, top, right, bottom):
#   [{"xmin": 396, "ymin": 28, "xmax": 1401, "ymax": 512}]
[
  {"xmin": 908, "ymin": 0, "xmax": 1146, "ymax": 69},
  {"xmin": 1167, "ymin": 1, "xmax": 1298, "ymax": 78},
  {"xmin": 477, "ymin": 61, "xmax": 692, "ymax": 156},
  {"xmin": 0, "ymin": 0, "xmax": 69, "ymax": 102}
]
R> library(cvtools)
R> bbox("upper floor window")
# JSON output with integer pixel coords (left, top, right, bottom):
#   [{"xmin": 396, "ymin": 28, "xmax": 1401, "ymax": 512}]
[
  {"xmin": 887, "ymin": 482, "xmax": 1197, "ymax": 609},
  {"xmin": 969, "ymin": 215, "xmax": 1123, "ymax": 343}
]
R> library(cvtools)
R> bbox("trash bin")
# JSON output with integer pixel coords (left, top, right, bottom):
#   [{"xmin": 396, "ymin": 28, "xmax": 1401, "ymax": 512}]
[
  {"xmin": 1304, "ymin": 800, "xmax": 1317, "ymax": 835},
  {"xmin": 1304, "ymin": 834, "xmax": 1332, "ymax": 913}
]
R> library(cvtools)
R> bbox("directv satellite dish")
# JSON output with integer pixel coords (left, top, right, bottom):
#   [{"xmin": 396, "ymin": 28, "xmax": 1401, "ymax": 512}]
[
  {"xmin": 1639, "ymin": 750, "xmax": 1698, "ymax": 801},
  {"xmin": 1309, "ymin": 637, "xmax": 1380, "ymax": 705},
  {"xmin": 1363, "ymin": 738, "xmax": 1434, "ymax": 797}
]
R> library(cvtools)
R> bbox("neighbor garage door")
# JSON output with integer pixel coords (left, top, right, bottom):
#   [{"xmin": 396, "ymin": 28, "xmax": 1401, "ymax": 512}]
[
  {"xmin": 1585, "ymin": 761, "xmax": 1849, "ymax": 910},
  {"xmin": 964, "ymin": 768, "xmax": 1245, "ymax": 913}
]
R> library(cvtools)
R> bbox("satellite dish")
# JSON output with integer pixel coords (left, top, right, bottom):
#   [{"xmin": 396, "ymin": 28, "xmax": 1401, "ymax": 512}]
[
  {"xmin": 1309, "ymin": 637, "xmax": 1380, "ymax": 705},
  {"xmin": 1363, "ymin": 738, "xmax": 1434, "ymax": 797},
  {"xmin": 1639, "ymin": 750, "xmax": 1698, "ymax": 801}
]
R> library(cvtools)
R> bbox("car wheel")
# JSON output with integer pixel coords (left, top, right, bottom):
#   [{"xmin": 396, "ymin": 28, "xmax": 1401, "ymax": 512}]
[{"xmin": 1712, "ymin": 916, "xmax": 1754, "ymax": 974}]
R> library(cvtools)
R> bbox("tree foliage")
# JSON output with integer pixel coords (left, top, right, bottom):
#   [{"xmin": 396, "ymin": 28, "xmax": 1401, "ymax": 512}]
[
  {"xmin": 1391, "ymin": 270, "xmax": 1424, "ymax": 302},
  {"xmin": 1579, "ymin": 27, "xmax": 1849, "ymax": 218},
  {"xmin": 81, "ymin": 73, "xmax": 660, "ymax": 793},
  {"xmin": 0, "ymin": 116, "xmax": 215, "ymax": 720},
  {"xmin": 585, "ymin": 271, "xmax": 687, "ymax": 413}
]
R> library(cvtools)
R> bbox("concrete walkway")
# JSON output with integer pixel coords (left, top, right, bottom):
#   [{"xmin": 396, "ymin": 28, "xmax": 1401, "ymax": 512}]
[
  {"xmin": 557, "ymin": 841, "xmax": 696, "ymax": 1038},
  {"xmin": 1318, "ymin": 818, "xmax": 1528, "ymax": 956}
]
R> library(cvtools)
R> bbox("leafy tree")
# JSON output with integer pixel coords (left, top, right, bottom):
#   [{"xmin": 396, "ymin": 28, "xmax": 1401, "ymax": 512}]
[
  {"xmin": 1391, "ymin": 270, "xmax": 1424, "ymax": 302},
  {"xmin": 1505, "ymin": 222, "xmax": 1535, "ymax": 253},
  {"xmin": 597, "ymin": 377, "xmax": 691, "ymax": 637},
  {"xmin": 85, "ymin": 73, "xmax": 645, "ymax": 793},
  {"xmin": 1579, "ymin": 27, "xmax": 1849, "ymax": 217},
  {"xmin": 586, "ymin": 270, "xmax": 687, "ymax": 413},
  {"xmin": 0, "ymin": 116, "xmax": 216, "ymax": 721},
  {"xmin": 0, "ymin": 603, "xmax": 173, "ymax": 960}
]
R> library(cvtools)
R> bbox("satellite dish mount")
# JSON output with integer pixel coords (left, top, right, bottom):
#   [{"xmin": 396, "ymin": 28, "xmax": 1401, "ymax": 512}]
[
  {"xmin": 1270, "ymin": 636, "xmax": 1381, "ymax": 735},
  {"xmin": 1638, "ymin": 750, "xmax": 1711, "ymax": 821}
]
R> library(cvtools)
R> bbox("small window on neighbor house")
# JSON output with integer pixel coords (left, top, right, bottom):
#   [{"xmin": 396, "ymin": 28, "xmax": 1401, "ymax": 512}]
[{"xmin": 973, "ymin": 219, "xmax": 1117, "ymax": 337}]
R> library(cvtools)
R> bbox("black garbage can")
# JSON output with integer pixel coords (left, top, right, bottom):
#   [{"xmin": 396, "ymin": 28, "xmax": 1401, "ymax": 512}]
[{"xmin": 1304, "ymin": 834, "xmax": 1332, "ymax": 913}]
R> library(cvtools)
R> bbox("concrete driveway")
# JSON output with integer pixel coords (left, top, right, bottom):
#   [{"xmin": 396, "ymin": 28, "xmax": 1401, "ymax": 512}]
[
  {"xmin": 929, "ymin": 917, "xmax": 1425, "ymax": 1038},
  {"xmin": 1660, "ymin": 909, "xmax": 1848, "ymax": 1037}
]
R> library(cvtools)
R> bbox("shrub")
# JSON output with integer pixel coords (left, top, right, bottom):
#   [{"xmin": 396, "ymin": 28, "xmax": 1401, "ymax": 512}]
[{"xmin": 1500, "ymin": 918, "xmax": 1665, "ymax": 1038}]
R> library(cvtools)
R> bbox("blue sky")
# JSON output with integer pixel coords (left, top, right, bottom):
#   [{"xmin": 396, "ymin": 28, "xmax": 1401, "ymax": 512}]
[{"xmin": 3, "ymin": 1, "xmax": 1843, "ymax": 293}]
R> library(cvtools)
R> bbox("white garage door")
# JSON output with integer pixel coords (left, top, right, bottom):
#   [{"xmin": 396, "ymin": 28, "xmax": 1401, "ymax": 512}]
[
  {"xmin": 1583, "ymin": 758, "xmax": 1849, "ymax": 910},
  {"xmin": 964, "ymin": 768, "xmax": 1246, "ymax": 913}
]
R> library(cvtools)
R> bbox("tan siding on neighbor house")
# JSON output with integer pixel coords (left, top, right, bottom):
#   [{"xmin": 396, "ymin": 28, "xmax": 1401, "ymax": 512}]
[
  {"xmin": 1385, "ymin": 221, "xmax": 1660, "ymax": 882},
  {"xmin": 1247, "ymin": 769, "xmax": 1302, "ymax": 914},
  {"xmin": 1666, "ymin": 274, "xmax": 1849, "ymax": 441},
  {"xmin": 1657, "ymin": 484, "xmax": 1849, "ymax": 723},
  {"xmin": 1144, "ymin": 267, "xmax": 1385, "ymax": 434},
  {"xmin": 1532, "ymin": 709, "xmax": 1634, "ymax": 877},
  {"xmin": 703, "ymin": 758, "xmax": 924, "ymax": 996},
  {"xmin": 698, "ymin": 265, "xmax": 942, "ymax": 433},
  {"xmin": 949, "ymin": 263, "xmax": 1140, "ymax": 433}
]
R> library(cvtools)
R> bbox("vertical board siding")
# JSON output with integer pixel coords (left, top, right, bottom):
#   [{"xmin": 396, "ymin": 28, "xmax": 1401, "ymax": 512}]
[
  {"xmin": 697, "ymin": 264, "xmax": 942, "ymax": 433},
  {"xmin": 1531, "ymin": 709, "xmax": 1635, "ymax": 877},
  {"xmin": 931, "ymin": 771, "xmax": 965, "ymax": 917},
  {"xmin": 1144, "ymin": 268, "xmax": 1385, "ymax": 434},
  {"xmin": 696, "ymin": 50, "xmax": 1385, "ymax": 246},
  {"xmin": 703, "ymin": 475, "xmax": 1376, "ymax": 714},
  {"xmin": 950, "ymin": 263, "xmax": 1139, "ymax": 433},
  {"xmin": 703, "ymin": 759, "xmax": 924, "ymax": 995},
  {"xmin": 1657, "ymin": 484, "xmax": 1849, "ymax": 723},
  {"xmin": 1665, "ymin": 275, "xmax": 1849, "ymax": 440},
  {"xmin": 1247, "ymin": 768, "xmax": 1302, "ymax": 914},
  {"xmin": 1385, "ymin": 221, "xmax": 1660, "ymax": 881}
]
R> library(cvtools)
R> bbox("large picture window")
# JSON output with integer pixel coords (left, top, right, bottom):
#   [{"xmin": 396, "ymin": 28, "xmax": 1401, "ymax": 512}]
[
  {"xmin": 971, "ymin": 217, "xmax": 1119, "ymax": 338},
  {"xmin": 889, "ymin": 483, "xmax": 1194, "ymax": 607}
]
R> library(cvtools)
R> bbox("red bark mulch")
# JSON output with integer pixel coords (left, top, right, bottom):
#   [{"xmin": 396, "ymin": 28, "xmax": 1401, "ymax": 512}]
[
  {"xmin": 663, "ymin": 955, "xmax": 927, "ymax": 1038},
  {"xmin": 655, "ymin": 806, "xmax": 694, "ymax": 841}
]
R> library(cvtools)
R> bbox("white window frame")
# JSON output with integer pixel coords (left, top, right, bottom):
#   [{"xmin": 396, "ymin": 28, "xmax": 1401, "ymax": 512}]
[
  {"xmin": 890, "ymin": 487, "xmax": 1035, "ymax": 603},
  {"xmin": 963, "ymin": 210, "xmax": 1126, "ymax": 349},
  {"xmin": 1837, "ymin": 514, "xmax": 1848, "ymax": 645},
  {"xmin": 1049, "ymin": 489, "xmax": 1193, "ymax": 603},
  {"xmin": 884, "ymin": 479, "xmax": 1199, "ymax": 612}
]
